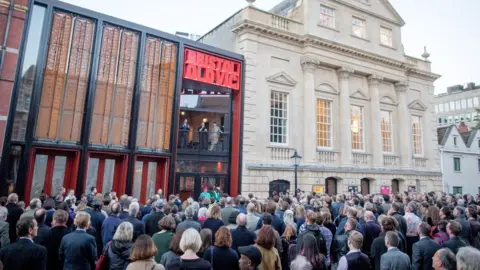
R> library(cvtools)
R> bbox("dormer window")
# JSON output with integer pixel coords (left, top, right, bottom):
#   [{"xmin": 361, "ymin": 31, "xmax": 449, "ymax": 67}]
[
  {"xmin": 352, "ymin": 17, "xmax": 366, "ymax": 38},
  {"xmin": 453, "ymin": 136, "xmax": 458, "ymax": 147},
  {"xmin": 380, "ymin": 26, "xmax": 393, "ymax": 47},
  {"xmin": 319, "ymin": 5, "xmax": 335, "ymax": 28}
]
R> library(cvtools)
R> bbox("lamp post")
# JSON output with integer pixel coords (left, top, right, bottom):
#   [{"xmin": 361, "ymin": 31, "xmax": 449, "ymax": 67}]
[{"xmin": 290, "ymin": 150, "xmax": 302, "ymax": 198}]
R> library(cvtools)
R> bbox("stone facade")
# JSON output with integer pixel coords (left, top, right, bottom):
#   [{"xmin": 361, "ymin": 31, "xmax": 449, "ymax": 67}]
[{"xmin": 200, "ymin": 0, "xmax": 441, "ymax": 198}]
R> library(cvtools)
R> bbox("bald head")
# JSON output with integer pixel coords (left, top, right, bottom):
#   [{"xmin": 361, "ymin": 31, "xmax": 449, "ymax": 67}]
[{"xmin": 237, "ymin": 213, "xmax": 247, "ymax": 226}]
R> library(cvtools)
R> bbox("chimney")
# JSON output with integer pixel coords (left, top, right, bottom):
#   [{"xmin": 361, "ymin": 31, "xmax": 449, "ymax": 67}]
[{"xmin": 459, "ymin": 121, "xmax": 469, "ymax": 133}]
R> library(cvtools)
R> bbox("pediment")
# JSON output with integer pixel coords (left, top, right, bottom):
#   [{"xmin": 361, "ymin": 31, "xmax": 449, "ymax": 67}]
[
  {"xmin": 380, "ymin": 96, "xmax": 397, "ymax": 106},
  {"xmin": 266, "ymin": 71, "xmax": 297, "ymax": 87},
  {"xmin": 350, "ymin": 90, "xmax": 369, "ymax": 100},
  {"xmin": 408, "ymin": 100, "xmax": 428, "ymax": 111},
  {"xmin": 315, "ymin": 83, "xmax": 338, "ymax": 95}
]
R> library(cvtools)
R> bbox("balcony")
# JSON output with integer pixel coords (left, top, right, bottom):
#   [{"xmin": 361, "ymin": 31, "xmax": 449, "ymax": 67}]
[
  {"xmin": 178, "ymin": 131, "xmax": 230, "ymax": 156},
  {"xmin": 352, "ymin": 152, "xmax": 371, "ymax": 166},
  {"xmin": 268, "ymin": 146, "xmax": 294, "ymax": 161},
  {"xmin": 317, "ymin": 150, "xmax": 339, "ymax": 165},
  {"xmin": 383, "ymin": 155, "xmax": 400, "ymax": 168},
  {"xmin": 413, "ymin": 157, "xmax": 427, "ymax": 169}
]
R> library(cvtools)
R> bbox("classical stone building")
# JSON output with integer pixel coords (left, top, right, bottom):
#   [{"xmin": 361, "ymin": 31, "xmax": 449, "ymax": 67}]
[{"xmin": 200, "ymin": 0, "xmax": 442, "ymax": 197}]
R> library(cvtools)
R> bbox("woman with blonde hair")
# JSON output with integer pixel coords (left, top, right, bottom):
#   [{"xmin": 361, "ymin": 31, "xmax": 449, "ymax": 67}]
[
  {"xmin": 295, "ymin": 204, "xmax": 306, "ymax": 232},
  {"xmin": 281, "ymin": 224, "xmax": 297, "ymax": 269},
  {"xmin": 167, "ymin": 228, "xmax": 212, "ymax": 269},
  {"xmin": 127, "ymin": 235, "xmax": 164, "ymax": 270},
  {"xmin": 283, "ymin": 209, "xmax": 296, "ymax": 231},
  {"xmin": 202, "ymin": 205, "xmax": 224, "ymax": 242},
  {"xmin": 106, "ymin": 221, "xmax": 134, "ymax": 270}
]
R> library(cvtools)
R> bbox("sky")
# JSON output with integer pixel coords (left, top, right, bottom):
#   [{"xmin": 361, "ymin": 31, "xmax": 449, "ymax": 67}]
[{"xmin": 60, "ymin": 0, "xmax": 479, "ymax": 94}]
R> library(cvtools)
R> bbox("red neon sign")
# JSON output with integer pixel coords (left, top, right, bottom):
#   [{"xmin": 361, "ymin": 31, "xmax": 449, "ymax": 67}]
[{"xmin": 183, "ymin": 48, "xmax": 241, "ymax": 90}]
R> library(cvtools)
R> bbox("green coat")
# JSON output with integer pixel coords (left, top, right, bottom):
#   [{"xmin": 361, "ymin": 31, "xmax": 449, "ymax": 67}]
[{"xmin": 152, "ymin": 230, "xmax": 174, "ymax": 263}]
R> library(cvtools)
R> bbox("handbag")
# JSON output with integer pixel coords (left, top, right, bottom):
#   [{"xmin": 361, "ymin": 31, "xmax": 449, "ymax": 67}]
[{"xmin": 95, "ymin": 241, "xmax": 112, "ymax": 270}]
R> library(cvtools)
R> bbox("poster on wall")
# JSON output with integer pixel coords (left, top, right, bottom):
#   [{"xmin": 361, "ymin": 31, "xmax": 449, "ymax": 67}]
[
  {"xmin": 312, "ymin": 185, "xmax": 324, "ymax": 194},
  {"xmin": 348, "ymin": 186, "xmax": 358, "ymax": 193},
  {"xmin": 381, "ymin": 186, "xmax": 390, "ymax": 195},
  {"xmin": 408, "ymin": 186, "xmax": 417, "ymax": 193}
]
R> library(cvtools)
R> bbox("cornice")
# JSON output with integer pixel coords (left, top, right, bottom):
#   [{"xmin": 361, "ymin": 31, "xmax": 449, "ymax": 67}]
[
  {"xmin": 330, "ymin": 0, "xmax": 405, "ymax": 26},
  {"xmin": 231, "ymin": 20, "xmax": 304, "ymax": 43}
]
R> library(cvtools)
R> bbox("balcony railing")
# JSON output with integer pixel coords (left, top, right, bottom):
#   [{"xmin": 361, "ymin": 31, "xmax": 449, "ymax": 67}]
[
  {"xmin": 413, "ymin": 157, "xmax": 427, "ymax": 169},
  {"xmin": 383, "ymin": 155, "xmax": 399, "ymax": 167},
  {"xmin": 178, "ymin": 130, "xmax": 230, "ymax": 154},
  {"xmin": 352, "ymin": 152, "xmax": 371, "ymax": 166},
  {"xmin": 236, "ymin": 6, "xmax": 304, "ymax": 35},
  {"xmin": 269, "ymin": 146, "xmax": 293, "ymax": 161},
  {"xmin": 317, "ymin": 150, "xmax": 338, "ymax": 165},
  {"xmin": 405, "ymin": 55, "xmax": 431, "ymax": 71}
]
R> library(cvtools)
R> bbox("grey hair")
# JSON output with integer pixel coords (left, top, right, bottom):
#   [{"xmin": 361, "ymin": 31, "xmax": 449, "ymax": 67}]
[
  {"xmin": 456, "ymin": 247, "xmax": 480, "ymax": 270},
  {"xmin": 290, "ymin": 255, "xmax": 312, "ymax": 270},
  {"xmin": 113, "ymin": 222, "xmax": 133, "ymax": 241},
  {"xmin": 438, "ymin": 248, "xmax": 456, "ymax": 270},
  {"xmin": 236, "ymin": 213, "xmax": 247, "ymax": 226},
  {"xmin": 247, "ymin": 202, "xmax": 255, "ymax": 213},
  {"xmin": 364, "ymin": 211, "xmax": 375, "ymax": 221},
  {"xmin": 226, "ymin": 197, "xmax": 233, "ymax": 205},
  {"xmin": 128, "ymin": 202, "xmax": 140, "ymax": 217},
  {"xmin": 457, "ymin": 199, "xmax": 465, "ymax": 207},
  {"xmin": 284, "ymin": 209, "xmax": 294, "ymax": 225},
  {"xmin": 455, "ymin": 206, "xmax": 465, "ymax": 216},
  {"xmin": 406, "ymin": 202, "xmax": 416, "ymax": 213},
  {"xmin": 364, "ymin": 202, "xmax": 373, "ymax": 211},
  {"xmin": 185, "ymin": 206, "xmax": 195, "ymax": 218}
]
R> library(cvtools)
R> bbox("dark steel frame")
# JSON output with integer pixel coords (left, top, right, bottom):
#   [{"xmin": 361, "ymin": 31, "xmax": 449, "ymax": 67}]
[{"xmin": 0, "ymin": 0, "xmax": 245, "ymax": 199}]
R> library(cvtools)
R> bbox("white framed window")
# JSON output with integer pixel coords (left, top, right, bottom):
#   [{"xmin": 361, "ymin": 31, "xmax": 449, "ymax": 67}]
[
  {"xmin": 411, "ymin": 115, "xmax": 423, "ymax": 156},
  {"xmin": 352, "ymin": 17, "xmax": 366, "ymax": 38},
  {"xmin": 468, "ymin": 98, "xmax": 473, "ymax": 108},
  {"xmin": 316, "ymin": 99, "xmax": 332, "ymax": 148},
  {"xmin": 319, "ymin": 5, "xmax": 335, "ymax": 28},
  {"xmin": 350, "ymin": 105, "xmax": 364, "ymax": 151},
  {"xmin": 270, "ymin": 91, "xmax": 288, "ymax": 144},
  {"xmin": 461, "ymin": 99, "xmax": 467, "ymax": 109},
  {"xmin": 450, "ymin": 101, "xmax": 455, "ymax": 111},
  {"xmin": 381, "ymin": 110, "xmax": 393, "ymax": 153},
  {"xmin": 434, "ymin": 105, "xmax": 438, "ymax": 113},
  {"xmin": 453, "ymin": 157, "xmax": 461, "ymax": 172},
  {"xmin": 444, "ymin": 102, "xmax": 449, "ymax": 112},
  {"xmin": 455, "ymin": 100, "xmax": 461, "ymax": 111},
  {"xmin": 474, "ymin": 97, "xmax": 479, "ymax": 107},
  {"xmin": 380, "ymin": 26, "xmax": 393, "ymax": 47},
  {"xmin": 439, "ymin": 104, "xmax": 444, "ymax": 112}
]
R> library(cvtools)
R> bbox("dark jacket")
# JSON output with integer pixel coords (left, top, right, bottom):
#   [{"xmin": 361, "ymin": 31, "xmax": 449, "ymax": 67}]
[
  {"xmin": 33, "ymin": 222, "xmax": 51, "ymax": 246},
  {"xmin": 44, "ymin": 209, "xmax": 55, "ymax": 227},
  {"xmin": 363, "ymin": 221, "xmax": 381, "ymax": 256},
  {"xmin": 102, "ymin": 215, "xmax": 122, "ymax": 246},
  {"xmin": 333, "ymin": 230, "xmax": 351, "ymax": 263},
  {"xmin": 455, "ymin": 215, "xmax": 471, "ymax": 244},
  {"xmin": 45, "ymin": 226, "xmax": 71, "ymax": 270},
  {"xmin": 442, "ymin": 236, "xmax": 467, "ymax": 254},
  {"xmin": 6, "ymin": 203, "xmax": 23, "ymax": 243},
  {"xmin": 370, "ymin": 232, "xmax": 406, "ymax": 270},
  {"xmin": 176, "ymin": 218, "xmax": 201, "ymax": 232},
  {"xmin": 346, "ymin": 251, "xmax": 371, "ymax": 269},
  {"xmin": 145, "ymin": 211, "xmax": 166, "ymax": 236},
  {"xmin": 0, "ymin": 238, "xmax": 47, "ymax": 270},
  {"xmin": 122, "ymin": 215, "xmax": 145, "ymax": 241},
  {"xmin": 203, "ymin": 218, "xmax": 224, "ymax": 242},
  {"xmin": 230, "ymin": 225, "xmax": 256, "ymax": 253},
  {"xmin": 167, "ymin": 257, "xmax": 212, "ymax": 270},
  {"xmin": 60, "ymin": 229, "xmax": 97, "ymax": 270},
  {"xmin": 256, "ymin": 213, "xmax": 286, "ymax": 236},
  {"xmin": 203, "ymin": 246, "xmax": 239, "ymax": 270},
  {"xmin": 412, "ymin": 237, "xmax": 441, "ymax": 270},
  {"xmin": 85, "ymin": 208, "xmax": 106, "ymax": 255},
  {"xmin": 391, "ymin": 212, "xmax": 407, "ymax": 236},
  {"xmin": 107, "ymin": 240, "xmax": 133, "ymax": 270}
]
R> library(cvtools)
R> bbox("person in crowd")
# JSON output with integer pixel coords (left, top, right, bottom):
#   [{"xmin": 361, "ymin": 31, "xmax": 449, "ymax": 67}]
[
  {"xmin": 295, "ymin": 204, "xmax": 306, "ymax": 232},
  {"xmin": 0, "ymin": 216, "xmax": 47, "ymax": 270},
  {"xmin": 177, "ymin": 206, "xmax": 201, "ymax": 232},
  {"xmin": 167, "ymin": 228, "xmax": 212, "ymax": 269},
  {"xmin": 371, "ymin": 216, "xmax": 404, "ymax": 270},
  {"xmin": 298, "ymin": 233, "xmax": 327, "ymax": 270},
  {"xmin": 226, "ymin": 211, "xmax": 240, "ymax": 230},
  {"xmin": 453, "ymin": 206, "xmax": 471, "ymax": 244},
  {"xmin": 32, "ymin": 208, "xmax": 50, "ymax": 245},
  {"xmin": 57, "ymin": 201, "xmax": 75, "ymax": 227},
  {"xmin": 160, "ymin": 229, "xmax": 184, "ymax": 267},
  {"xmin": 45, "ymin": 210, "xmax": 71, "ymax": 270},
  {"xmin": 102, "ymin": 202, "xmax": 122, "ymax": 246},
  {"xmin": 84, "ymin": 200, "xmax": 105, "ymax": 255},
  {"xmin": 222, "ymin": 197, "xmax": 240, "ymax": 224},
  {"xmin": 443, "ymin": 220, "xmax": 467, "ymax": 254},
  {"xmin": 0, "ymin": 212, "xmax": 8, "ymax": 248},
  {"xmin": 203, "ymin": 227, "xmax": 239, "ymax": 270},
  {"xmin": 238, "ymin": 245, "xmax": 263, "ymax": 270},
  {"xmin": 235, "ymin": 197, "xmax": 247, "ymax": 214},
  {"xmin": 280, "ymin": 224, "xmax": 297, "ymax": 269},
  {"xmin": 246, "ymin": 203, "xmax": 260, "ymax": 232},
  {"xmin": 203, "ymin": 204, "xmax": 224, "ymax": 242},
  {"xmin": 6, "ymin": 193, "xmax": 23, "ymax": 243},
  {"xmin": 0, "ymin": 197, "xmax": 8, "ymax": 222},
  {"xmin": 105, "ymin": 221, "xmax": 134, "ymax": 270},
  {"xmin": 20, "ymin": 198, "xmax": 41, "ymax": 219},
  {"xmin": 283, "ymin": 209, "xmax": 296, "ymax": 229},
  {"xmin": 432, "ymin": 248, "xmax": 457, "ymax": 270},
  {"xmin": 321, "ymin": 210, "xmax": 336, "ymax": 236},
  {"xmin": 87, "ymin": 187, "xmax": 97, "ymax": 203},
  {"xmin": 433, "ymin": 220, "xmax": 450, "ymax": 246},
  {"xmin": 59, "ymin": 211, "xmax": 97, "ymax": 270},
  {"xmin": 315, "ymin": 211, "xmax": 333, "ymax": 267},
  {"xmin": 256, "ymin": 201, "xmax": 286, "ymax": 236},
  {"xmin": 456, "ymin": 247, "xmax": 480, "ymax": 270},
  {"xmin": 256, "ymin": 213, "xmax": 283, "ymax": 253},
  {"xmin": 254, "ymin": 225, "xmax": 281, "ymax": 270},
  {"xmin": 337, "ymin": 231, "xmax": 370, "ymax": 270},
  {"xmin": 332, "ymin": 195, "xmax": 345, "ymax": 220},
  {"xmin": 333, "ymin": 217, "xmax": 356, "ymax": 264},
  {"xmin": 123, "ymin": 202, "xmax": 145, "ymax": 241},
  {"xmin": 145, "ymin": 200, "xmax": 166, "ymax": 236},
  {"xmin": 198, "ymin": 228, "xmax": 213, "ymax": 258},
  {"xmin": 152, "ymin": 215, "xmax": 176, "ymax": 263},
  {"xmin": 404, "ymin": 201, "xmax": 422, "ymax": 258},
  {"xmin": 412, "ymin": 222, "xmax": 441, "ymax": 270},
  {"xmin": 275, "ymin": 201, "xmax": 288, "ymax": 220},
  {"xmin": 231, "ymin": 213, "xmax": 257, "ymax": 253},
  {"xmin": 380, "ymin": 231, "xmax": 411, "ymax": 270},
  {"xmin": 119, "ymin": 198, "xmax": 131, "ymax": 220},
  {"xmin": 43, "ymin": 198, "xmax": 56, "ymax": 226},
  {"xmin": 290, "ymin": 255, "xmax": 313, "ymax": 270},
  {"xmin": 388, "ymin": 202, "xmax": 407, "ymax": 237},
  {"xmin": 440, "ymin": 207, "xmax": 453, "ymax": 222},
  {"xmin": 336, "ymin": 206, "xmax": 364, "ymax": 236},
  {"xmin": 362, "ymin": 210, "xmax": 380, "ymax": 256},
  {"xmin": 127, "ymin": 235, "xmax": 165, "ymax": 270}
]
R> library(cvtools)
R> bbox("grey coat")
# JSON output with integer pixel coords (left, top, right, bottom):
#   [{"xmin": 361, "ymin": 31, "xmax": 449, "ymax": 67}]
[
  {"xmin": 380, "ymin": 247, "xmax": 411, "ymax": 270},
  {"xmin": 0, "ymin": 220, "xmax": 9, "ymax": 248}
]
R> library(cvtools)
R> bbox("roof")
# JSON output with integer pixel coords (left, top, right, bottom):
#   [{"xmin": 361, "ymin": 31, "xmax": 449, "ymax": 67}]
[
  {"xmin": 437, "ymin": 125, "xmax": 479, "ymax": 147},
  {"xmin": 437, "ymin": 125, "xmax": 454, "ymax": 145},
  {"xmin": 460, "ymin": 131, "xmax": 472, "ymax": 145},
  {"xmin": 464, "ymin": 129, "xmax": 478, "ymax": 147}
]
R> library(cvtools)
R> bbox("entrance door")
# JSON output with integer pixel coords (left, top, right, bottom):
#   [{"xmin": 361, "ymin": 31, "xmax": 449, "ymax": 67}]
[
  {"xmin": 392, "ymin": 179, "xmax": 400, "ymax": 193},
  {"xmin": 25, "ymin": 148, "xmax": 80, "ymax": 201},
  {"xmin": 175, "ymin": 174, "xmax": 228, "ymax": 201},
  {"xmin": 132, "ymin": 157, "xmax": 169, "ymax": 203},
  {"xmin": 361, "ymin": 178, "xmax": 370, "ymax": 196},
  {"xmin": 325, "ymin": 177, "xmax": 337, "ymax": 195},
  {"xmin": 85, "ymin": 152, "xmax": 128, "ymax": 195}
]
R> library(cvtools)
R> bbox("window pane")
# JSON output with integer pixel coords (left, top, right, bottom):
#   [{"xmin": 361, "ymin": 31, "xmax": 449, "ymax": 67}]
[
  {"xmin": 461, "ymin": 99, "xmax": 467, "ymax": 109},
  {"xmin": 468, "ymin": 98, "xmax": 473, "ymax": 108},
  {"xmin": 450, "ymin": 101, "xmax": 455, "ymax": 111},
  {"xmin": 352, "ymin": 17, "xmax": 365, "ymax": 38},
  {"xmin": 411, "ymin": 116, "xmax": 423, "ymax": 156},
  {"xmin": 102, "ymin": 159, "xmax": 115, "ymax": 193},
  {"xmin": 380, "ymin": 27, "xmax": 392, "ymax": 46},
  {"xmin": 319, "ymin": 6, "xmax": 335, "ymax": 28},
  {"xmin": 474, "ymin": 97, "xmax": 479, "ymax": 107},
  {"xmin": 381, "ymin": 110, "xmax": 393, "ymax": 153},
  {"xmin": 11, "ymin": 5, "xmax": 47, "ymax": 141},
  {"xmin": 350, "ymin": 105, "xmax": 364, "ymax": 150},
  {"xmin": 31, "ymin": 154, "xmax": 48, "ymax": 199},
  {"xmin": 147, "ymin": 162, "xmax": 157, "ymax": 199},
  {"xmin": 86, "ymin": 158, "xmax": 99, "ymax": 192},
  {"xmin": 316, "ymin": 99, "xmax": 332, "ymax": 148},
  {"xmin": 51, "ymin": 156, "xmax": 67, "ymax": 196},
  {"xmin": 270, "ymin": 91, "xmax": 288, "ymax": 144},
  {"xmin": 133, "ymin": 161, "xmax": 143, "ymax": 200}
]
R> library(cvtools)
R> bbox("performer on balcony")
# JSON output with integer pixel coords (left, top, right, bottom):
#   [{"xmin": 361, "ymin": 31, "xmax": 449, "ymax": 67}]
[
  {"xmin": 179, "ymin": 119, "xmax": 190, "ymax": 149},
  {"xmin": 209, "ymin": 122, "xmax": 223, "ymax": 151},
  {"xmin": 198, "ymin": 122, "xmax": 208, "ymax": 150}
]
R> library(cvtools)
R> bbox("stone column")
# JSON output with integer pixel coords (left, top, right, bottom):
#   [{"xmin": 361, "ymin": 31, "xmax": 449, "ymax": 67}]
[
  {"xmin": 395, "ymin": 81, "xmax": 412, "ymax": 168},
  {"xmin": 338, "ymin": 67, "xmax": 354, "ymax": 166},
  {"xmin": 301, "ymin": 61, "xmax": 316, "ymax": 163},
  {"xmin": 368, "ymin": 75, "xmax": 384, "ymax": 167}
]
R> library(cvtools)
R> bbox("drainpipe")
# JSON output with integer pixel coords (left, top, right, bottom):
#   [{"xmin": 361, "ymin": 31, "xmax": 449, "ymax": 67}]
[
  {"xmin": 440, "ymin": 147, "xmax": 445, "ymax": 193},
  {"xmin": 0, "ymin": 0, "xmax": 15, "ymax": 75}
]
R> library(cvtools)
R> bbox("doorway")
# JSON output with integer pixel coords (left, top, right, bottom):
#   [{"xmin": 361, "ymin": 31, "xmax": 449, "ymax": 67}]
[
  {"xmin": 392, "ymin": 179, "xmax": 400, "ymax": 193},
  {"xmin": 361, "ymin": 178, "xmax": 370, "ymax": 196},
  {"xmin": 175, "ymin": 173, "xmax": 227, "ymax": 201},
  {"xmin": 132, "ymin": 157, "xmax": 169, "ymax": 203},
  {"xmin": 325, "ymin": 177, "xmax": 338, "ymax": 195}
]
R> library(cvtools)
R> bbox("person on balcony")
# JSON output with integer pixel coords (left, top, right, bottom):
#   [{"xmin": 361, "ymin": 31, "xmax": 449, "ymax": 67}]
[
  {"xmin": 209, "ymin": 122, "xmax": 223, "ymax": 151},
  {"xmin": 179, "ymin": 119, "xmax": 190, "ymax": 149},
  {"xmin": 198, "ymin": 123, "xmax": 208, "ymax": 150}
]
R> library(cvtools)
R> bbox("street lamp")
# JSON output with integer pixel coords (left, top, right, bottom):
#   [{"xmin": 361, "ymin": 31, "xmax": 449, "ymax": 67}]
[{"xmin": 290, "ymin": 150, "xmax": 302, "ymax": 198}]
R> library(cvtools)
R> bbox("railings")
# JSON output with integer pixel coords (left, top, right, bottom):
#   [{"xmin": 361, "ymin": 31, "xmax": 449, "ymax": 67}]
[
  {"xmin": 317, "ymin": 150, "xmax": 338, "ymax": 165},
  {"xmin": 352, "ymin": 152, "xmax": 371, "ymax": 166},
  {"xmin": 177, "ymin": 130, "xmax": 230, "ymax": 153},
  {"xmin": 269, "ymin": 147, "xmax": 293, "ymax": 161},
  {"xmin": 239, "ymin": 6, "xmax": 303, "ymax": 34},
  {"xmin": 413, "ymin": 157, "xmax": 427, "ymax": 169},
  {"xmin": 383, "ymin": 155, "xmax": 399, "ymax": 167}
]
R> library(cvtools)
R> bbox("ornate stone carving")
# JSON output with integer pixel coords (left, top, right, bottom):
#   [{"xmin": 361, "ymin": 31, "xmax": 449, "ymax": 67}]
[
  {"xmin": 266, "ymin": 71, "xmax": 297, "ymax": 86},
  {"xmin": 337, "ymin": 66, "xmax": 354, "ymax": 80},
  {"xmin": 300, "ymin": 56, "xmax": 320, "ymax": 72},
  {"xmin": 368, "ymin": 75, "xmax": 384, "ymax": 86},
  {"xmin": 395, "ymin": 81, "xmax": 409, "ymax": 92}
]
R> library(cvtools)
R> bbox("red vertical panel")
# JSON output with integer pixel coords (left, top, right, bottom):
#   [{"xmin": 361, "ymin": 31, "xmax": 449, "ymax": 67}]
[
  {"xmin": 230, "ymin": 73, "xmax": 242, "ymax": 197},
  {"xmin": 43, "ymin": 155, "xmax": 56, "ymax": 196},
  {"xmin": 96, "ymin": 158, "xmax": 105, "ymax": 193},
  {"xmin": 163, "ymin": 158, "xmax": 169, "ymax": 196},
  {"xmin": 118, "ymin": 155, "xmax": 128, "ymax": 194},
  {"xmin": 24, "ymin": 149, "xmax": 37, "ymax": 202}
]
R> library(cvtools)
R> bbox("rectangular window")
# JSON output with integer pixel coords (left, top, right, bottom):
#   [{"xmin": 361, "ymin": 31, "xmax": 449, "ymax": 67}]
[
  {"xmin": 316, "ymin": 99, "xmax": 332, "ymax": 148},
  {"xmin": 435, "ymin": 105, "xmax": 438, "ymax": 113},
  {"xmin": 380, "ymin": 27, "xmax": 393, "ymax": 47},
  {"xmin": 439, "ymin": 104, "xmax": 444, "ymax": 112},
  {"xmin": 453, "ymin": 186, "xmax": 463, "ymax": 194},
  {"xmin": 453, "ymin": 136, "xmax": 458, "ymax": 146},
  {"xmin": 36, "ymin": 12, "xmax": 95, "ymax": 142},
  {"xmin": 450, "ymin": 101, "xmax": 455, "ymax": 111},
  {"xmin": 448, "ymin": 116, "xmax": 453, "ymax": 123},
  {"xmin": 454, "ymin": 157, "xmax": 461, "ymax": 172},
  {"xmin": 270, "ymin": 91, "xmax": 288, "ymax": 144},
  {"xmin": 381, "ymin": 110, "xmax": 393, "ymax": 153},
  {"xmin": 319, "ymin": 5, "xmax": 335, "ymax": 28},
  {"xmin": 455, "ymin": 100, "xmax": 461, "ymax": 111},
  {"xmin": 350, "ymin": 105, "xmax": 364, "ymax": 151},
  {"xmin": 468, "ymin": 98, "xmax": 473, "ymax": 108},
  {"xmin": 352, "ymin": 17, "xmax": 366, "ymax": 38},
  {"xmin": 474, "ymin": 97, "xmax": 479, "ymax": 107},
  {"xmin": 411, "ymin": 115, "xmax": 423, "ymax": 156},
  {"xmin": 478, "ymin": 159, "xmax": 480, "ymax": 172},
  {"xmin": 461, "ymin": 99, "xmax": 467, "ymax": 109},
  {"xmin": 90, "ymin": 25, "xmax": 139, "ymax": 147},
  {"xmin": 136, "ymin": 38, "xmax": 177, "ymax": 151}
]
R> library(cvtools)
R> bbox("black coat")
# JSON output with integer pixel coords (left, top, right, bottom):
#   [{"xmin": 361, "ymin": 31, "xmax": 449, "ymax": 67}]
[
  {"xmin": 59, "ymin": 230, "xmax": 97, "ymax": 270},
  {"xmin": 106, "ymin": 240, "xmax": 133, "ymax": 270},
  {"xmin": 362, "ymin": 221, "xmax": 381, "ymax": 256},
  {"xmin": 33, "ymin": 223, "xmax": 51, "ymax": 246},
  {"xmin": 145, "ymin": 211, "xmax": 166, "ymax": 236},
  {"xmin": 0, "ymin": 238, "xmax": 47, "ymax": 270},
  {"xmin": 392, "ymin": 212, "xmax": 407, "ymax": 236},
  {"xmin": 455, "ymin": 216, "xmax": 471, "ymax": 244},
  {"xmin": 412, "ymin": 237, "xmax": 440, "ymax": 270},
  {"xmin": 45, "ymin": 226, "xmax": 71, "ymax": 270},
  {"xmin": 230, "ymin": 225, "xmax": 256, "ymax": 253},
  {"xmin": 442, "ymin": 236, "xmax": 467, "ymax": 254},
  {"xmin": 333, "ymin": 230, "xmax": 351, "ymax": 263},
  {"xmin": 5, "ymin": 203, "xmax": 23, "ymax": 243},
  {"xmin": 122, "ymin": 216, "xmax": 145, "ymax": 242},
  {"xmin": 370, "ymin": 232, "xmax": 406, "ymax": 270},
  {"xmin": 85, "ymin": 208, "xmax": 106, "ymax": 256}
]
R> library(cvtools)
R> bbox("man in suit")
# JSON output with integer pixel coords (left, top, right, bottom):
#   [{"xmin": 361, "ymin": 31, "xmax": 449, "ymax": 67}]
[
  {"xmin": 371, "ymin": 216, "xmax": 406, "ymax": 270},
  {"xmin": 412, "ymin": 222, "xmax": 441, "ymax": 270},
  {"xmin": 223, "ymin": 197, "xmax": 240, "ymax": 225},
  {"xmin": 443, "ymin": 220, "xmax": 467, "ymax": 254},
  {"xmin": 0, "ymin": 216, "xmax": 47, "ymax": 270},
  {"xmin": 380, "ymin": 231, "xmax": 411, "ymax": 270},
  {"xmin": 432, "ymin": 248, "xmax": 457, "ymax": 270},
  {"xmin": 333, "ymin": 218, "xmax": 356, "ymax": 264},
  {"xmin": 33, "ymin": 208, "xmax": 51, "ymax": 245},
  {"xmin": 362, "ymin": 210, "xmax": 381, "ymax": 256},
  {"xmin": 337, "ymin": 231, "xmax": 371, "ymax": 270},
  {"xmin": 6, "ymin": 193, "xmax": 23, "ymax": 243},
  {"xmin": 84, "ymin": 200, "xmax": 105, "ymax": 256},
  {"xmin": 453, "ymin": 206, "xmax": 471, "ymax": 244},
  {"xmin": 145, "ymin": 199, "xmax": 166, "ymax": 236},
  {"xmin": 122, "ymin": 201, "xmax": 145, "ymax": 241},
  {"xmin": 179, "ymin": 119, "xmax": 190, "ymax": 148},
  {"xmin": 45, "ymin": 210, "xmax": 71, "ymax": 270},
  {"xmin": 59, "ymin": 211, "xmax": 97, "ymax": 270},
  {"xmin": 101, "ymin": 202, "xmax": 121, "ymax": 245},
  {"xmin": 389, "ymin": 202, "xmax": 408, "ymax": 237},
  {"xmin": 231, "ymin": 214, "xmax": 256, "ymax": 254},
  {"xmin": 176, "ymin": 206, "xmax": 201, "ymax": 232}
]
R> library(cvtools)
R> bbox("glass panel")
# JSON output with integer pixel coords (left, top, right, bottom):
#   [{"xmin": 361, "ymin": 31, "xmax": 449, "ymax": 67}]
[
  {"xmin": 137, "ymin": 38, "xmax": 177, "ymax": 151},
  {"xmin": 11, "ymin": 5, "xmax": 47, "ymax": 141},
  {"xmin": 86, "ymin": 158, "xmax": 99, "ymax": 192},
  {"xmin": 146, "ymin": 162, "xmax": 157, "ymax": 199},
  {"xmin": 133, "ymin": 161, "xmax": 143, "ymax": 200},
  {"xmin": 36, "ymin": 12, "xmax": 95, "ymax": 141},
  {"xmin": 102, "ymin": 159, "xmax": 115, "ymax": 193},
  {"xmin": 31, "ymin": 155, "xmax": 48, "ymax": 199},
  {"xmin": 51, "ymin": 156, "xmax": 67, "ymax": 196},
  {"xmin": 90, "ymin": 26, "xmax": 139, "ymax": 147}
]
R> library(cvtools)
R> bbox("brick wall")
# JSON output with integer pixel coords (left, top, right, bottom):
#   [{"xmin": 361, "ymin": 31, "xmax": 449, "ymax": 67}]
[{"xmin": 0, "ymin": 0, "xmax": 29, "ymax": 160}]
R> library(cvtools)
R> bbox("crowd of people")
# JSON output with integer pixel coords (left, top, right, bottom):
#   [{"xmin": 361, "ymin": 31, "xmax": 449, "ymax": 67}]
[{"xmin": 0, "ymin": 185, "xmax": 480, "ymax": 270}]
